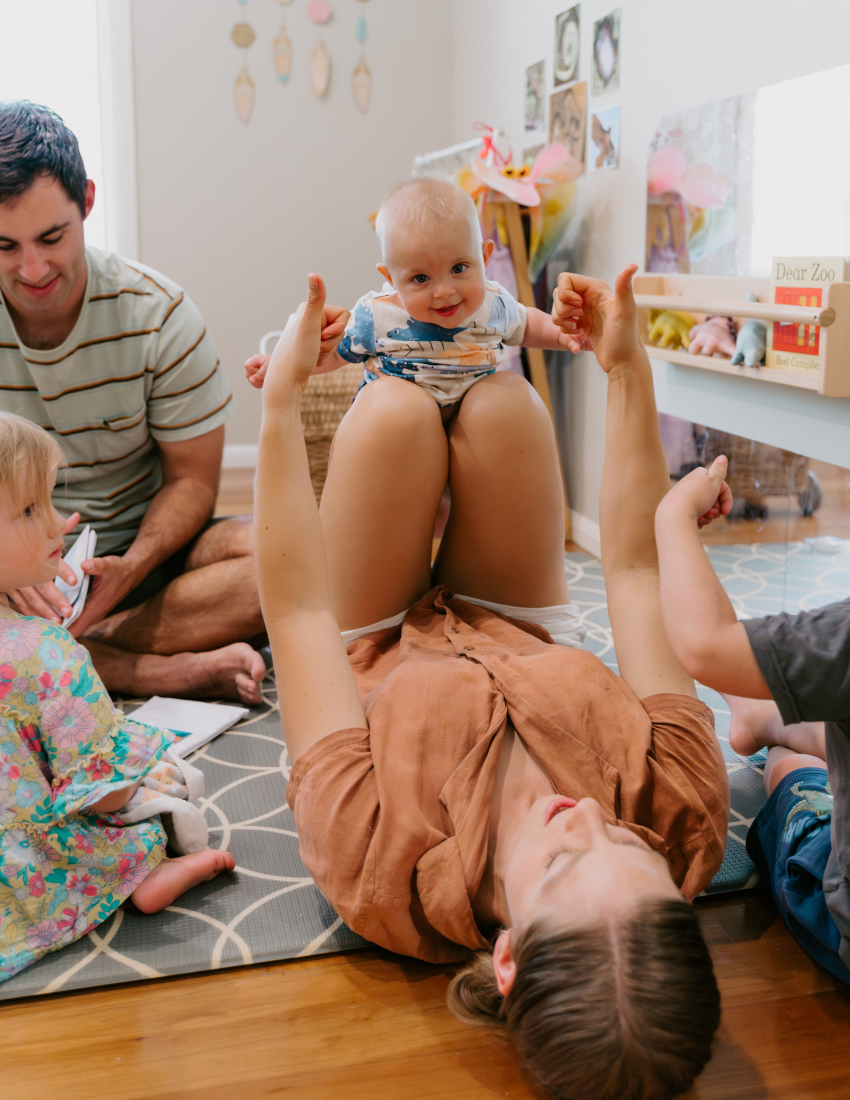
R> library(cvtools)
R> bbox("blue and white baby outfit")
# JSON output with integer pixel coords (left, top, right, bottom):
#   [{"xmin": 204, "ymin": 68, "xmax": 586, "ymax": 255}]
[{"xmin": 337, "ymin": 281, "xmax": 528, "ymax": 408}]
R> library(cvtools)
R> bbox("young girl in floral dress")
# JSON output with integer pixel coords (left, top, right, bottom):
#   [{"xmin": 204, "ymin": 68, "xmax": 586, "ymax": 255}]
[{"xmin": 0, "ymin": 412, "xmax": 234, "ymax": 983}]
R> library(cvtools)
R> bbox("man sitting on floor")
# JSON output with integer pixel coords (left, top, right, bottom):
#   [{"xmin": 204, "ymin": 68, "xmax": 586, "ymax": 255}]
[{"xmin": 0, "ymin": 101, "xmax": 265, "ymax": 703}]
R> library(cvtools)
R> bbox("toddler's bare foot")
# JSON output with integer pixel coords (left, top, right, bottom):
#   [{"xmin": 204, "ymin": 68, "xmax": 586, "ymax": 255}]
[
  {"xmin": 130, "ymin": 849, "xmax": 236, "ymax": 913},
  {"xmin": 724, "ymin": 693, "xmax": 825, "ymax": 759}
]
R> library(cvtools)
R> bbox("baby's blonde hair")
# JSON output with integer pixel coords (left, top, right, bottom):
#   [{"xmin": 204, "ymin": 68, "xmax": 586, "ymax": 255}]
[
  {"xmin": 375, "ymin": 178, "xmax": 483, "ymax": 259},
  {"xmin": 0, "ymin": 412, "xmax": 64, "ymax": 514}
]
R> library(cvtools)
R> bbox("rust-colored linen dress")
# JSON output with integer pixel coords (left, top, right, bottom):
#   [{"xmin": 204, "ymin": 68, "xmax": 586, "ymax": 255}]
[{"xmin": 287, "ymin": 589, "xmax": 729, "ymax": 964}]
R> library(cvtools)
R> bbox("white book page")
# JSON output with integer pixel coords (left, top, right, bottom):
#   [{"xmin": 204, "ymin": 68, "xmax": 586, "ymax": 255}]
[{"xmin": 129, "ymin": 696, "xmax": 249, "ymax": 758}]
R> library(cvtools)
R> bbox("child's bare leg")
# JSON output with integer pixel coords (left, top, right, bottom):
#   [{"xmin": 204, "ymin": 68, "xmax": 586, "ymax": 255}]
[
  {"xmin": 724, "ymin": 692, "xmax": 826, "ymax": 759},
  {"xmin": 130, "ymin": 849, "xmax": 235, "ymax": 914},
  {"xmin": 764, "ymin": 746, "xmax": 828, "ymax": 796},
  {"xmin": 320, "ymin": 376, "xmax": 448, "ymax": 631},
  {"xmin": 434, "ymin": 372, "xmax": 569, "ymax": 607}
]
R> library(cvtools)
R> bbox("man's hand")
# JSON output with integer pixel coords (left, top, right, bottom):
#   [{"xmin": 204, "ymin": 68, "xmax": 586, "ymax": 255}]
[
  {"xmin": 70, "ymin": 553, "xmax": 143, "ymax": 637},
  {"xmin": 660, "ymin": 455, "xmax": 734, "ymax": 529},
  {"xmin": 245, "ymin": 298, "xmax": 350, "ymax": 389},
  {"xmin": 8, "ymin": 512, "xmax": 81, "ymax": 623},
  {"xmin": 552, "ymin": 264, "xmax": 642, "ymax": 373}
]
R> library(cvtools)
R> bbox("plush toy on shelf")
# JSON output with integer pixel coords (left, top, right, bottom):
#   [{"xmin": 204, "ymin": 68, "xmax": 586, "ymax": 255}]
[
  {"xmin": 730, "ymin": 293, "xmax": 766, "ymax": 367},
  {"xmin": 688, "ymin": 315, "xmax": 736, "ymax": 357},
  {"xmin": 648, "ymin": 309, "xmax": 696, "ymax": 350}
]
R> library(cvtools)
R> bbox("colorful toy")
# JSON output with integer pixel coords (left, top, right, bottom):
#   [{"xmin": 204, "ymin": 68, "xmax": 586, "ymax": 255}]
[
  {"xmin": 648, "ymin": 309, "xmax": 696, "ymax": 350},
  {"xmin": 730, "ymin": 294, "xmax": 766, "ymax": 367},
  {"xmin": 688, "ymin": 315, "xmax": 736, "ymax": 357}
]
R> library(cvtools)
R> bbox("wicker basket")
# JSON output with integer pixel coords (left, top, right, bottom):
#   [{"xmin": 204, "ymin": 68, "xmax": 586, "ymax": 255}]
[
  {"xmin": 301, "ymin": 363, "xmax": 364, "ymax": 502},
  {"xmin": 695, "ymin": 426, "xmax": 809, "ymax": 498}
]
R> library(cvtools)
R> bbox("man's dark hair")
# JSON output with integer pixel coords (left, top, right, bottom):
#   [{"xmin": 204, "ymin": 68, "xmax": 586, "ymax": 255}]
[{"xmin": 0, "ymin": 101, "xmax": 88, "ymax": 216}]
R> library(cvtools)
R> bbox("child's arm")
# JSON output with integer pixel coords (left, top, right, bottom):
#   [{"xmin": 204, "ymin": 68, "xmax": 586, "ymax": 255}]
[
  {"xmin": 244, "ymin": 306, "xmax": 351, "ymax": 389},
  {"xmin": 521, "ymin": 306, "xmax": 578, "ymax": 351},
  {"xmin": 655, "ymin": 458, "xmax": 772, "ymax": 698}
]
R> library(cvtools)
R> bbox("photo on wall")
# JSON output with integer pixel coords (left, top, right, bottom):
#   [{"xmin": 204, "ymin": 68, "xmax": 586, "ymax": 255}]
[
  {"xmin": 553, "ymin": 6, "xmax": 580, "ymax": 87},
  {"xmin": 588, "ymin": 105, "xmax": 620, "ymax": 170},
  {"xmin": 524, "ymin": 60, "xmax": 546, "ymax": 131},
  {"xmin": 549, "ymin": 80, "xmax": 587, "ymax": 163},
  {"xmin": 592, "ymin": 10, "xmax": 620, "ymax": 96}
]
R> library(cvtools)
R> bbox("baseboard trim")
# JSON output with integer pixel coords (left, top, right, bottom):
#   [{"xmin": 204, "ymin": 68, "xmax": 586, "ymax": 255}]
[
  {"xmin": 569, "ymin": 510, "xmax": 601, "ymax": 559},
  {"xmin": 223, "ymin": 444, "xmax": 258, "ymax": 469}
]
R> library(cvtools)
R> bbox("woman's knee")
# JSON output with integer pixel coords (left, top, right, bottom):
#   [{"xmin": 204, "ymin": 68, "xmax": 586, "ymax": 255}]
[
  {"xmin": 339, "ymin": 377, "xmax": 445, "ymax": 457},
  {"xmin": 453, "ymin": 372, "xmax": 553, "ymax": 450}
]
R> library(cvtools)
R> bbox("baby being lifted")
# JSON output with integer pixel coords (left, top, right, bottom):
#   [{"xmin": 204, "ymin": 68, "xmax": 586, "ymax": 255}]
[{"xmin": 245, "ymin": 178, "xmax": 575, "ymax": 410}]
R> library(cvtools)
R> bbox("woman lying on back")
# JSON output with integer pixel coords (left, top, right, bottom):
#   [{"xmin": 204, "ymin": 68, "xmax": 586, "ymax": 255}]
[{"xmin": 254, "ymin": 267, "xmax": 730, "ymax": 1100}]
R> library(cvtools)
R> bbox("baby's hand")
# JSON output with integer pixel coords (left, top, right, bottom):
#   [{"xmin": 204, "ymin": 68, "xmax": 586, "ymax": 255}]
[
  {"xmin": 662, "ymin": 456, "xmax": 733, "ymax": 529},
  {"xmin": 245, "ymin": 353, "xmax": 270, "ymax": 389}
]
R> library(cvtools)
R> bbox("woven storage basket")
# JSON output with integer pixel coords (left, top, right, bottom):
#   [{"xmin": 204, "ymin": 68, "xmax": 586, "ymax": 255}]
[
  {"xmin": 301, "ymin": 363, "xmax": 364, "ymax": 502},
  {"xmin": 696, "ymin": 426, "xmax": 809, "ymax": 498}
]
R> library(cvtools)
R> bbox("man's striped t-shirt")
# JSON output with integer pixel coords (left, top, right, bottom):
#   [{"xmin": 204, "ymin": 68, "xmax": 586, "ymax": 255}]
[{"xmin": 0, "ymin": 247, "xmax": 233, "ymax": 555}]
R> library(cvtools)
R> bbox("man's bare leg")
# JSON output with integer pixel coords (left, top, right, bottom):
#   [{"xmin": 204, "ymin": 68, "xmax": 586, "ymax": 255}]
[
  {"xmin": 724, "ymin": 692, "xmax": 826, "ymax": 759},
  {"xmin": 82, "ymin": 518, "xmax": 264, "ymax": 656},
  {"xmin": 85, "ymin": 639, "xmax": 267, "ymax": 705}
]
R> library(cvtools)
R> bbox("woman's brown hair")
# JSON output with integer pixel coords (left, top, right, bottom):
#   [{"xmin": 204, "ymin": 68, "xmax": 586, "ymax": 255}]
[{"xmin": 448, "ymin": 898, "xmax": 720, "ymax": 1100}]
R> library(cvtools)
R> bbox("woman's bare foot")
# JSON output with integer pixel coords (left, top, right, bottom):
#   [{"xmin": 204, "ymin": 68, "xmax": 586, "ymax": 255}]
[
  {"xmin": 85, "ymin": 640, "xmax": 267, "ymax": 705},
  {"xmin": 724, "ymin": 692, "xmax": 826, "ymax": 759},
  {"xmin": 130, "ymin": 849, "xmax": 236, "ymax": 914}
]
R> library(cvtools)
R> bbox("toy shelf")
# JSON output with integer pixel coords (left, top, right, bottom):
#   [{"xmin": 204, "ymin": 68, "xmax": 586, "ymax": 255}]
[{"xmin": 633, "ymin": 274, "xmax": 850, "ymax": 397}]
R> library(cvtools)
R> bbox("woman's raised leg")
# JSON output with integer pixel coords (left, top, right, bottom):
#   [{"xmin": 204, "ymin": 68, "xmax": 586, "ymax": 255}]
[
  {"xmin": 433, "ymin": 371, "xmax": 570, "ymax": 607},
  {"xmin": 320, "ymin": 376, "xmax": 449, "ymax": 631}
]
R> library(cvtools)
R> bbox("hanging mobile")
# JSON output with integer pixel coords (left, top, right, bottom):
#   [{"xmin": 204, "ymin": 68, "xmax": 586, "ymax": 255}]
[
  {"xmin": 231, "ymin": 2, "xmax": 256, "ymax": 123},
  {"xmin": 274, "ymin": 24, "xmax": 293, "ymax": 84},
  {"xmin": 311, "ymin": 40, "xmax": 331, "ymax": 97},
  {"xmin": 308, "ymin": 0, "xmax": 332, "ymax": 23},
  {"xmin": 352, "ymin": 10, "xmax": 370, "ymax": 114}
]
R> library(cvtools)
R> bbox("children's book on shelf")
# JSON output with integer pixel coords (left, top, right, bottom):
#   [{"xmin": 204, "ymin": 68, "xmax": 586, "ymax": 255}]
[
  {"xmin": 766, "ymin": 256, "xmax": 849, "ymax": 374},
  {"xmin": 54, "ymin": 524, "xmax": 97, "ymax": 628},
  {"xmin": 128, "ymin": 696, "xmax": 250, "ymax": 758}
]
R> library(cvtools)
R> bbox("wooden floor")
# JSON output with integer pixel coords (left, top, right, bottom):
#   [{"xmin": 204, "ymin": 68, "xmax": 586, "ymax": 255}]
[
  {"xmin": 5, "ymin": 469, "xmax": 847, "ymax": 1098},
  {"xmin": 3, "ymin": 890, "xmax": 849, "ymax": 1099}
]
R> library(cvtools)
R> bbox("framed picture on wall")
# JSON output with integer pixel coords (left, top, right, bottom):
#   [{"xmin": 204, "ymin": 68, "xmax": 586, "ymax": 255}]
[
  {"xmin": 549, "ymin": 81, "xmax": 587, "ymax": 163},
  {"xmin": 592, "ymin": 10, "xmax": 620, "ymax": 96},
  {"xmin": 553, "ymin": 6, "xmax": 580, "ymax": 87},
  {"xmin": 588, "ymin": 105, "xmax": 620, "ymax": 170},
  {"xmin": 524, "ymin": 60, "xmax": 546, "ymax": 131}
]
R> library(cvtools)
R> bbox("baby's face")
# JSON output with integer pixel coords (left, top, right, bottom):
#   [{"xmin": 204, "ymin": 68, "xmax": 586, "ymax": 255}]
[{"xmin": 379, "ymin": 217, "xmax": 493, "ymax": 328}]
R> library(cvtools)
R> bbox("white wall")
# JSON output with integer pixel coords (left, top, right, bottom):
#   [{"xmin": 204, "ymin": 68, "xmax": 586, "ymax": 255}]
[
  {"xmin": 452, "ymin": 0, "xmax": 850, "ymax": 529},
  {"xmin": 131, "ymin": 0, "xmax": 453, "ymax": 445}
]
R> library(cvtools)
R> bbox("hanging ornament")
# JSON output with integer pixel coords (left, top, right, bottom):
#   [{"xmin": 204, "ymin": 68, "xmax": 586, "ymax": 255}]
[
  {"xmin": 308, "ymin": 0, "xmax": 332, "ymax": 24},
  {"xmin": 275, "ymin": 0, "xmax": 294, "ymax": 4},
  {"xmin": 352, "ymin": 56, "xmax": 371, "ymax": 114},
  {"xmin": 356, "ymin": 14, "xmax": 367, "ymax": 42},
  {"xmin": 231, "ymin": 22, "xmax": 256, "ymax": 48},
  {"xmin": 311, "ymin": 41, "xmax": 331, "ymax": 97},
  {"xmin": 235, "ymin": 67, "xmax": 256, "ymax": 123},
  {"xmin": 274, "ymin": 25, "xmax": 293, "ymax": 84}
]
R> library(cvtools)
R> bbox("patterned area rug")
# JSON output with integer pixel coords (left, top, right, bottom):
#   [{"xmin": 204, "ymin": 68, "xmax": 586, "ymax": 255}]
[{"xmin": 3, "ymin": 541, "xmax": 842, "ymax": 999}]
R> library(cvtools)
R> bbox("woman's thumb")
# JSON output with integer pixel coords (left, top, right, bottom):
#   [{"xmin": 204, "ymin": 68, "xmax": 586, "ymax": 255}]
[
  {"xmin": 306, "ymin": 273, "xmax": 326, "ymax": 313},
  {"xmin": 708, "ymin": 454, "xmax": 728, "ymax": 479},
  {"xmin": 614, "ymin": 263, "xmax": 638, "ymax": 300}
]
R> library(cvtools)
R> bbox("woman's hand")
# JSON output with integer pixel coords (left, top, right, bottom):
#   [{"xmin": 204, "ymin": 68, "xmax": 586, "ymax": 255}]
[
  {"xmin": 246, "ymin": 295, "xmax": 349, "ymax": 391},
  {"xmin": 660, "ymin": 455, "xmax": 734, "ymax": 529},
  {"xmin": 261, "ymin": 275, "xmax": 350, "ymax": 405},
  {"xmin": 552, "ymin": 264, "xmax": 642, "ymax": 374}
]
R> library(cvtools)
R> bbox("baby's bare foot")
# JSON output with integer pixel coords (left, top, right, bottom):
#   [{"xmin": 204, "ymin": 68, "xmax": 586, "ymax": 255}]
[{"xmin": 131, "ymin": 849, "xmax": 236, "ymax": 913}]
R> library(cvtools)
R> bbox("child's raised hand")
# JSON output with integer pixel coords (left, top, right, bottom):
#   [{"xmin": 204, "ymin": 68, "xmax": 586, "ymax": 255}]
[
  {"xmin": 661, "ymin": 455, "xmax": 733, "ymax": 529},
  {"xmin": 245, "ymin": 354, "xmax": 270, "ymax": 389},
  {"xmin": 552, "ymin": 264, "xmax": 642, "ymax": 374}
]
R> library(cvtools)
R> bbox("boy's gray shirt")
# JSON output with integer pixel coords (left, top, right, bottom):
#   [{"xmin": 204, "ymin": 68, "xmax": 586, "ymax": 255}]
[{"xmin": 744, "ymin": 600, "xmax": 850, "ymax": 971}]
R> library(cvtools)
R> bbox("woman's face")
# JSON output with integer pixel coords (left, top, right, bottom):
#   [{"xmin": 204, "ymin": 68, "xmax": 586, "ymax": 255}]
[{"xmin": 502, "ymin": 795, "xmax": 682, "ymax": 932}]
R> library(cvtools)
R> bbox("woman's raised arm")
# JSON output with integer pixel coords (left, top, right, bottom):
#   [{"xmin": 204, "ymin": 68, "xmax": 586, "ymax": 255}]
[
  {"xmin": 255, "ymin": 275, "xmax": 367, "ymax": 762},
  {"xmin": 553, "ymin": 267, "xmax": 696, "ymax": 700}
]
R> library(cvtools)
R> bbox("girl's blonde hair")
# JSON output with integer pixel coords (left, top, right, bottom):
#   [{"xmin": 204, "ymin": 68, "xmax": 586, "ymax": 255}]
[{"xmin": 0, "ymin": 412, "xmax": 64, "ymax": 513}]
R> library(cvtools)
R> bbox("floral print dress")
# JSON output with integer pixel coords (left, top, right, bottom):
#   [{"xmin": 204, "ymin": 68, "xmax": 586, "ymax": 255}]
[{"xmin": 0, "ymin": 613, "xmax": 174, "ymax": 983}]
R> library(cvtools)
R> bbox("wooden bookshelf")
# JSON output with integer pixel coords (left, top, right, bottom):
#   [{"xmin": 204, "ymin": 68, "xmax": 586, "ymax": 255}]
[{"xmin": 633, "ymin": 274, "xmax": 850, "ymax": 397}]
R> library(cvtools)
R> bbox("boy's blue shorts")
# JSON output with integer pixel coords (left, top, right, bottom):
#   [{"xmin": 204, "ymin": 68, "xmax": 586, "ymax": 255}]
[{"xmin": 747, "ymin": 765, "xmax": 850, "ymax": 986}]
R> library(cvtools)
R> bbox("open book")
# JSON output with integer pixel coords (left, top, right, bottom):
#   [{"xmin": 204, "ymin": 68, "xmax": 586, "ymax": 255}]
[
  {"xmin": 54, "ymin": 524, "xmax": 97, "ymax": 629},
  {"xmin": 127, "ymin": 696, "xmax": 250, "ymax": 758}
]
